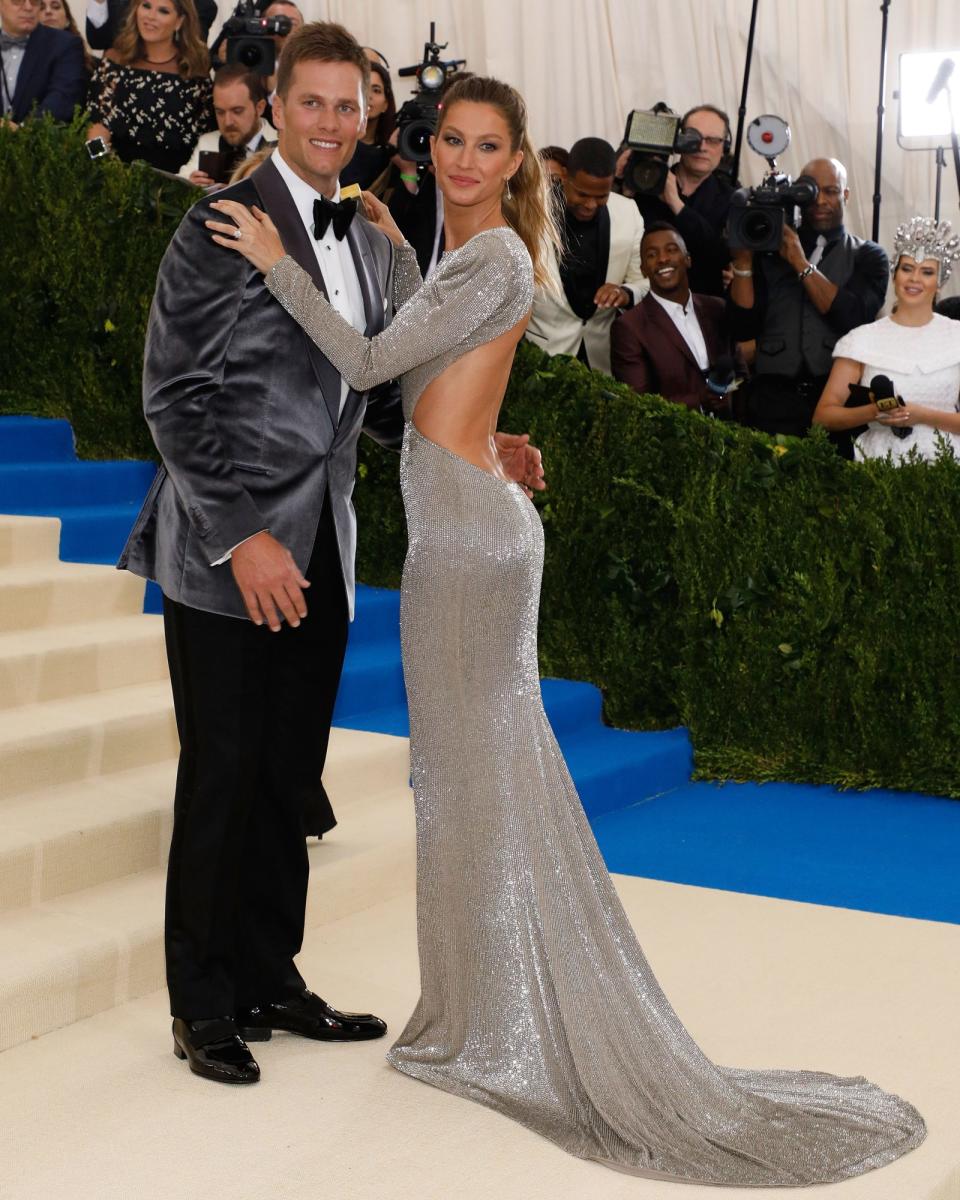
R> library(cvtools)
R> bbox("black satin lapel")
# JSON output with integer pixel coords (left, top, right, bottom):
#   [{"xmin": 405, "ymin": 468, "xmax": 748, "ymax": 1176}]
[
  {"xmin": 253, "ymin": 159, "xmax": 341, "ymax": 430},
  {"xmin": 345, "ymin": 218, "xmax": 384, "ymax": 335},
  {"xmin": 596, "ymin": 204, "xmax": 612, "ymax": 294}
]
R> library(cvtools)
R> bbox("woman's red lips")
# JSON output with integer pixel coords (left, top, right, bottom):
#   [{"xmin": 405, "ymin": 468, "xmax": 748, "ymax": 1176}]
[{"xmin": 449, "ymin": 175, "xmax": 478, "ymax": 186}]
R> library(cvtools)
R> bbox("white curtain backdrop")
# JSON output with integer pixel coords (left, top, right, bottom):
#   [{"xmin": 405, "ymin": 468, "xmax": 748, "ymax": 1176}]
[{"xmin": 73, "ymin": 0, "xmax": 960, "ymax": 291}]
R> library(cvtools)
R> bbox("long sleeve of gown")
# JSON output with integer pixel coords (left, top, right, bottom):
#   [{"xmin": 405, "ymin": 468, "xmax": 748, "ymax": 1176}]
[{"xmin": 264, "ymin": 231, "xmax": 530, "ymax": 391}]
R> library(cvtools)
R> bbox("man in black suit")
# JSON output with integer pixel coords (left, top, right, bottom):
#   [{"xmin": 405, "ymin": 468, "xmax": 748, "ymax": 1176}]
[
  {"xmin": 119, "ymin": 22, "xmax": 398, "ymax": 1085},
  {"xmin": 633, "ymin": 105, "xmax": 735, "ymax": 298},
  {"xmin": 612, "ymin": 223, "xmax": 741, "ymax": 415},
  {"xmin": 85, "ymin": 0, "xmax": 216, "ymax": 51},
  {"xmin": 1, "ymin": 0, "xmax": 85, "ymax": 125}
]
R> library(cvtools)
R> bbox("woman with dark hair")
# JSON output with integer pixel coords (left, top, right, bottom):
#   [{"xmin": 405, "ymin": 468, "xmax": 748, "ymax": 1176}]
[
  {"xmin": 205, "ymin": 75, "xmax": 923, "ymax": 1187},
  {"xmin": 86, "ymin": 0, "xmax": 213, "ymax": 172},
  {"xmin": 340, "ymin": 59, "xmax": 397, "ymax": 190},
  {"xmin": 38, "ymin": 0, "xmax": 95, "ymax": 72}
]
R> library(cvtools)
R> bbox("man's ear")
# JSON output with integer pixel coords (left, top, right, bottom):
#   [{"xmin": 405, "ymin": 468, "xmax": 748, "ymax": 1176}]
[
  {"xmin": 255, "ymin": 98, "xmax": 266, "ymax": 119},
  {"xmin": 272, "ymin": 92, "xmax": 284, "ymax": 131}
]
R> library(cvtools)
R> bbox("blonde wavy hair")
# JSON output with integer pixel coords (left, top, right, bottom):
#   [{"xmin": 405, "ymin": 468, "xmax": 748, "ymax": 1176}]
[
  {"xmin": 111, "ymin": 0, "xmax": 209, "ymax": 78},
  {"xmin": 437, "ymin": 75, "xmax": 561, "ymax": 292}
]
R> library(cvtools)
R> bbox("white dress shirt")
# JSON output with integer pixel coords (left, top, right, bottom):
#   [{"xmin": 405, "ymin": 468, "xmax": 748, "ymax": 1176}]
[
  {"xmin": 650, "ymin": 290, "xmax": 709, "ymax": 370},
  {"xmin": 272, "ymin": 149, "xmax": 366, "ymax": 418},
  {"xmin": 212, "ymin": 151, "xmax": 366, "ymax": 566},
  {"xmin": 85, "ymin": 0, "xmax": 109, "ymax": 25}
]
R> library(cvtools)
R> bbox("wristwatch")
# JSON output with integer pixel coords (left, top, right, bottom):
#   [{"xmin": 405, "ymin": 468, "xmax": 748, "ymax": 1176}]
[{"xmin": 797, "ymin": 264, "xmax": 815, "ymax": 281}]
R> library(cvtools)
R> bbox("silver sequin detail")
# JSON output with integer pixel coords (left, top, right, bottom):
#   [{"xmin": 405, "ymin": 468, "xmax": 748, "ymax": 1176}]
[{"xmin": 266, "ymin": 227, "xmax": 926, "ymax": 1185}]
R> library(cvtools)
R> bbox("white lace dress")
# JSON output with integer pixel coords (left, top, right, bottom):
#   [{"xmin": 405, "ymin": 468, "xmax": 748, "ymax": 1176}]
[{"xmin": 833, "ymin": 313, "xmax": 960, "ymax": 462}]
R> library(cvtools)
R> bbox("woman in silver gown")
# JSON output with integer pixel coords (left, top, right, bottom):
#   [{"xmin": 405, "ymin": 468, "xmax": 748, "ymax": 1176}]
[{"xmin": 207, "ymin": 75, "xmax": 925, "ymax": 1186}]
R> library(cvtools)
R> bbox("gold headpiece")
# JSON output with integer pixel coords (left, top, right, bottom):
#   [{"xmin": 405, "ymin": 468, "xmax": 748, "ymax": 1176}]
[{"xmin": 892, "ymin": 216, "xmax": 960, "ymax": 283}]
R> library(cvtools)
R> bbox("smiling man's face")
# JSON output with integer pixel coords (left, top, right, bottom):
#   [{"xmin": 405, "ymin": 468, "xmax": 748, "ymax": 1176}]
[
  {"xmin": 273, "ymin": 58, "xmax": 367, "ymax": 197},
  {"xmin": 641, "ymin": 228, "xmax": 692, "ymax": 300}
]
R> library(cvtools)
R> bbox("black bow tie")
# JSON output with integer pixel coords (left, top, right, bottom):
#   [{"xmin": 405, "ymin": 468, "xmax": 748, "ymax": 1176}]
[
  {"xmin": 313, "ymin": 194, "xmax": 357, "ymax": 241},
  {"xmin": 1, "ymin": 32, "xmax": 30, "ymax": 50}
]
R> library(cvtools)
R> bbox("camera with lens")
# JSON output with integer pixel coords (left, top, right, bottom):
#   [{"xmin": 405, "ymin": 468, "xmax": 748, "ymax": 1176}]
[
  {"xmin": 395, "ymin": 22, "xmax": 466, "ymax": 167},
  {"xmin": 218, "ymin": 0, "xmax": 291, "ymax": 75},
  {"xmin": 621, "ymin": 103, "xmax": 703, "ymax": 196},
  {"xmin": 726, "ymin": 115, "xmax": 818, "ymax": 253}
]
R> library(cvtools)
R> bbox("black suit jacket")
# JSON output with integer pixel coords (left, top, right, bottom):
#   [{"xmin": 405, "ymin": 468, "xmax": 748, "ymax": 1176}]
[
  {"xmin": 611, "ymin": 291, "xmax": 734, "ymax": 412},
  {"xmin": 9, "ymin": 23, "xmax": 86, "ymax": 124},
  {"xmin": 86, "ymin": 0, "xmax": 217, "ymax": 49}
]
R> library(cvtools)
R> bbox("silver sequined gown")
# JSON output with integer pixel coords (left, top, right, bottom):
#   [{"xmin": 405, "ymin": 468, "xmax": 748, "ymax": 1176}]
[{"xmin": 265, "ymin": 227, "xmax": 925, "ymax": 1185}]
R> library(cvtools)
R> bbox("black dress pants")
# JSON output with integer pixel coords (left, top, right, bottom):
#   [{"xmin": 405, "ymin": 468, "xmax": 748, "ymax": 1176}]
[{"xmin": 162, "ymin": 499, "xmax": 349, "ymax": 1018}]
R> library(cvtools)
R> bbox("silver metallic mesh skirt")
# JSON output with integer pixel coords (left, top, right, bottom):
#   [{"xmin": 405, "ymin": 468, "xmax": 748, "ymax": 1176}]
[{"xmin": 387, "ymin": 424, "xmax": 925, "ymax": 1186}]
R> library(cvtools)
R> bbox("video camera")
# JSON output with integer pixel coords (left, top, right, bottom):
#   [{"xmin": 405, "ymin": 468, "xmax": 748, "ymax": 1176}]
[
  {"xmin": 216, "ymin": 0, "xmax": 292, "ymax": 76},
  {"xmin": 621, "ymin": 103, "xmax": 702, "ymax": 196},
  {"xmin": 726, "ymin": 115, "xmax": 818, "ymax": 253},
  {"xmin": 395, "ymin": 22, "xmax": 466, "ymax": 168}
]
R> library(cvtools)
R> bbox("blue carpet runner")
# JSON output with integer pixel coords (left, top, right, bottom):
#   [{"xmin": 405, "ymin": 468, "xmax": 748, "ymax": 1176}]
[{"xmin": 3, "ymin": 414, "xmax": 958, "ymax": 923}]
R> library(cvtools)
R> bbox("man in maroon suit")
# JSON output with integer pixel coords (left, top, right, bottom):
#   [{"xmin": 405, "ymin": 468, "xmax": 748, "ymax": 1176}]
[{"xmin": 611, "ymin": 221, "xmax": 740, "ymax": 415}]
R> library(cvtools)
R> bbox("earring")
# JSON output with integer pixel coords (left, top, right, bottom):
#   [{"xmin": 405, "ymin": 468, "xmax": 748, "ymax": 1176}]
[{"xmin": 505, "ymin": 177, "xmax": 513, "ymax": 201}]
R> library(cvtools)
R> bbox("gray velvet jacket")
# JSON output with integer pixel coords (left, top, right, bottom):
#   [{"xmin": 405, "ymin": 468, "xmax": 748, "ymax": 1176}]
[{"xmin": 118, "ymin": 156, "xmax": 404, "ymax": 620}]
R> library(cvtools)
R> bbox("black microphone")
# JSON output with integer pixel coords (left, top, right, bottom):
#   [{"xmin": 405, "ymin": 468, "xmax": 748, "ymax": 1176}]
[
  {"xmin": 927, "ymin": 57, "xmax": 955, "ymax": 104},
  {"xmin": 870, "ymin": 374, "xmax": 912, "ymax": 439},
  {"xmin": 706, "ymin": 354, "xmax": 736, "ymax": 397}
]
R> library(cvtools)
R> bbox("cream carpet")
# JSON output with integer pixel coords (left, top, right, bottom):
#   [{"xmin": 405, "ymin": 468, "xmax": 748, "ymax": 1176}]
[{"xmin": 0, "ymin": 513, "xmax": 956, "ymax": 1199}]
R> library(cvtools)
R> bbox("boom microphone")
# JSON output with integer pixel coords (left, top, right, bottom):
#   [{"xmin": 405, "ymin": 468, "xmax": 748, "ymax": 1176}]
[
  {"xmin": 870, "ymin": 374, "xmax": 912, "ymax": 439},
  {"xmin": 926, "ymin": 57, "xmax": 955, "ymax": 105}
]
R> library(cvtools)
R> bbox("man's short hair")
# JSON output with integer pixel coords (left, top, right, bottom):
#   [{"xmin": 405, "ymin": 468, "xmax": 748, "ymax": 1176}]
[
  {"xmin": 275, "ymin": 21, "xmax": 370, "ymax": 100},
  {"xmin": 213, "ymin": 63, "xmax": 267, "ymax": 106},
  {"xmin": 680, "ymin": 104, "xmax": 732, "ymax": 144},
  {"xmin": 641, "ymin": 221, "xmax": 688, "ymax": 253},
  {"xmin": 568, "ymin": 137, "xmax": 616, "ymax": 179}
]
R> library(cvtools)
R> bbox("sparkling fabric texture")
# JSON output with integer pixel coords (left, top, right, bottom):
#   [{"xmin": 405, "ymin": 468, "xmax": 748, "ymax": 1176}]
[{"xmin": 267, "ymin": 227, "xmax": 926, "ymax": 1185}]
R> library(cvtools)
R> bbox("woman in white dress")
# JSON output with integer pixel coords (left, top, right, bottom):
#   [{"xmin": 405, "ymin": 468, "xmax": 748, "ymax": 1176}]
[{"xmin": 814, "ymin": 216, "xmax": 960, "ymax": 461}]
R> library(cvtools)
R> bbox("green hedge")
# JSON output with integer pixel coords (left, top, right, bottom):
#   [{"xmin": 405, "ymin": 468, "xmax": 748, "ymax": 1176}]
[{"xmin": 4, "ymin": 117, "xmax": 959, "ymax": 796}]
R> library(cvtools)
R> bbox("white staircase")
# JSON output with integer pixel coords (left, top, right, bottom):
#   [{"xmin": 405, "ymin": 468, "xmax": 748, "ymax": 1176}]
[{"xmin": 0, "ymin": 514, "xmax": 414, "ymax": 1054}]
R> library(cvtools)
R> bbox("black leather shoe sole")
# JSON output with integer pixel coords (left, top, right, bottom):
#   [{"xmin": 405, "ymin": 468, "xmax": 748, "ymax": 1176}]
[{"xmin": 237, "ymin": 1021, "xmax": 386, "ymax": 1043}]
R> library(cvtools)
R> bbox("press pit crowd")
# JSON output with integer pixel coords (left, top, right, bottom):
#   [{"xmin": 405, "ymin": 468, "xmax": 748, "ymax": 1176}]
[{"xmin": 6, "ymin": 0, "xmax": 960, "ymax": 462}]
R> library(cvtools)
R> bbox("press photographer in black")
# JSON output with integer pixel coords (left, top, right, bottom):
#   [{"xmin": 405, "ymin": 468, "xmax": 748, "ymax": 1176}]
[
  {"xmin": 633, "ymin": 105, "xmax": 734, "ymax": 297},
  {"xmin": 728, "ymin": 156, "xmax": 888, "ymax": 450}
]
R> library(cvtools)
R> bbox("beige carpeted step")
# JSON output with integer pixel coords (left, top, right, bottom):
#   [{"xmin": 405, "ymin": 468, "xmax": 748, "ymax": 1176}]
[
  {"xmin": 0, "ymin": 514, "xmax": 61, "ymax": 566},
  {"xmin": 0, "ymin": 682, "xmax": 178, "ymax": 801},
  {"xmin": 0, "ymin": 615, "xmax": 168, "ymax": 710},
  {"xmin": 0, "ymin": 731, "xmax": 411, "ymax": 916},
  {"xmin": 0, "ymin": 560, "xmax": 145, "ymax": 632},
  {"xmin": 0, "ymin": 738, "xmax": 414, "ymax": 1054}
]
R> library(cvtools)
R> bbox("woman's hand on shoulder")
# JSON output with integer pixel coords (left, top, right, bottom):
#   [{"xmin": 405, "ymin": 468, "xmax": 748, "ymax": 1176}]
[
  {"xmin": 205, "ymin": 200, "xmax": 286, "ymax": 274},
  {"xmin": 360, "ymin": 191, "xmax": 406, "ymax": 248}
]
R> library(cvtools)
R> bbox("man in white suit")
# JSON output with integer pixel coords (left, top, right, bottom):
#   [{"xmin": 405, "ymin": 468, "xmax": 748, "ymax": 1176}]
[{"xmin": 526, "ymin": 137, "xmax": 646, "ymax": 374}]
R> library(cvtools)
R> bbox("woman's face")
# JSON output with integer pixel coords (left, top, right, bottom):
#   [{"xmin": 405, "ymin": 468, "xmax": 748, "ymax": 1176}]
[
  {"xmin": 432, "ymin": 101, "xmax": 522, "ymax": 211},
  {"xmin": 136, "ymin": 0, "xmax": 183, "ymax": 45},
  {"xmin": 367, "ymin": 77, "xmax": 388, "ymax": 121},
  {"xmin": 39, "ymin": 0, "xmax": 69, "ymax": 30},
  {"xmin": 894, "ymin": 255, "xmax": 939, "ymax": 310}
]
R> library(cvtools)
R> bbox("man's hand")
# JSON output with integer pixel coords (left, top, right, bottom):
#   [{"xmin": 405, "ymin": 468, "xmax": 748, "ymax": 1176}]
[
  {"xmin": 779, "ymin": 224, "xmax": 809, "ymax": 274},
  {"xmin": 188, "ymin": 169, "xmax": 221, "ymax": 190},
  {"xmin": 230, "ymin": 530, "xmax": 310, "ymax": 631},
  {"xmin": 660, "ymin": 169, "xmax": 684, "ymax": 214},
  {"xmin": 494, "ymin": 432, "xmax": 546, "ymax": 498},
  {"xmin": 594, "ymin": 283, "xmax": 631, "ymax": 309}
]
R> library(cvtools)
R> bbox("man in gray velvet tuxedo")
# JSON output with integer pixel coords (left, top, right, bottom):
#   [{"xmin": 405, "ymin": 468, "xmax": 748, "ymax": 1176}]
[{"xmin": 119, "ymin": 22, "xmax": 397, "ymax": 1085}]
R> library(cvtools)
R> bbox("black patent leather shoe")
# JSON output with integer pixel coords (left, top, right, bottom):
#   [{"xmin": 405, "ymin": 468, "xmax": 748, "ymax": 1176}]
[
  {"xmin": 172, "ymin": 1017, "xmax": 260, "ymax": 1084},
  {"xmin": 237, "ymin": 990, "xmax": 387, "ymax": 1043}
]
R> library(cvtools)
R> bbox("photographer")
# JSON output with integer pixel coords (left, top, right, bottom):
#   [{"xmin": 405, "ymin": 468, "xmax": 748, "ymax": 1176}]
[
  {"xmin": 633, "ymin": 105, "xmax": 735, "ymax": 297},
  {"xmin": 182, "ymin": 63, "xmax": 272, "ymax": 188},
  {"xmin": 526, "ymin": 136, "xmax": 646, "ymax": 374},
  {"xmin": 729, "ymin": 156, "xmax": 888, "ymax": 449}
]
